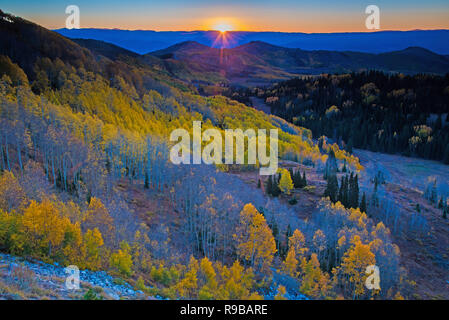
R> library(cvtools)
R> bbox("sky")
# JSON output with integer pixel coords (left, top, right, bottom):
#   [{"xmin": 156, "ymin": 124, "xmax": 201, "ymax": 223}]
[{"xmin": 1, "ymin": 0, "xmax": 449, "ymax": 32}]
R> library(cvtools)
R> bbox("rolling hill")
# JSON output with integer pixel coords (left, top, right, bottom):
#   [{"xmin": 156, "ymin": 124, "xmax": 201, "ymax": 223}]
[{"xmin": 149, "ymin": 40, "xmax": 449, "ymax": 86}]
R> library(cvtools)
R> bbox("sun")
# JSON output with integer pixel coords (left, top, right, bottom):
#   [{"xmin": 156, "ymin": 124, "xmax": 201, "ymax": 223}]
[{"xmin": 212, "ymin": 22, "xmax": 234, "ymax": 33}]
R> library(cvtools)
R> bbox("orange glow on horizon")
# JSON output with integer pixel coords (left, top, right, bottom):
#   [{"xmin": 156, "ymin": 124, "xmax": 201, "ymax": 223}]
[
  {"xmin": 206, "ymin": 17, "xmax": 242, "ymax": 32},
  {"xmin": 213, "ymin": 22, "xmax": 233, "ymax": 33}
]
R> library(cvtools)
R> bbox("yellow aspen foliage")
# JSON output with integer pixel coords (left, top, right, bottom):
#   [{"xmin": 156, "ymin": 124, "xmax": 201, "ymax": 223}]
[
  {"xmin": 132, "ymin": 229, "xmax": 152, "ymax": 272},
  {"xmin": 21, "ymin": 199, "xmax": 70, "ymax": 258},
  {"xmin": 300, "ymin": 253, "xmax": 330, "ymax": 299},
  {"xmin": 220, "ymin": 260, "xmax": 260, "ymax": 300},
  {"xmin": 177, "ymin": 256, "xmax": 199, "ymax": 299},
  {"xmin": 82, "ymin": 197, "xmax": 115, "ymax": 242},
  {"xmin": 393, "ymin": 292, "xmax": 405, "ymax": 300},
  {"xmin": 282, "ymin": 247, "xmax": 298, "ymax": 277},
  {"xmin": 82, "ymin": 228, "xmax": 104, "ymax": 270},
  {"xmin": 61, "ymin": 221, "xmax": 83, "ymax": 265},
  {"xmin": 338, "ymin": 236, "xmax": 376, "ymax": 299},
  {"xmin": 0, "ymin": 209, "xmax": 25, "ymax": 254},
  {"xmin": 135, "ymin": 276, "xmax": 146, "ymax": 292},
  {"xmin": 289, "ymin": 229, "xmax": 308, "ymax": 260},
  {"xmin": 247, "ymin": 292, "xmax": 264, "ymax": 300},
  {"xmin": 234, "ymin": 203, "xmax": 276, "ymax": 272},
  {"xmin": 0, "ymin": 170, "xmax": 26, "ymax": 212},
  {"xmin": 274, "ymin": 285, "xmax": 288, "ymax": 300},
  {"xmin": 278, "ymin": 168, "xmax": 294, "ymax": 195},
  {"xmin": 198, "ymin": 257, "xmax": 217, "ymax": 299},
  {"xmin": 110, "ymin": 240, "xmax": 133, "ymax": 276}
]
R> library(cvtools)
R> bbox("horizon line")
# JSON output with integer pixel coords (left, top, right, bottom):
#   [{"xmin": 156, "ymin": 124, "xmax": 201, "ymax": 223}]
[{"xmin": 52, "ymin": 27, "xmax": 449, "ymax": 34}]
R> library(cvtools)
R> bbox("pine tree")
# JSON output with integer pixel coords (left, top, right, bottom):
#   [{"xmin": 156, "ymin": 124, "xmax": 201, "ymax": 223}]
[
  {"xmin": 338, "ymin": 176, "xmax": 345, "ymax": 204},
  {"xmin": 324, "ymin": 173, "xmax": 338, "ymax": 203},
  {"xmin": 302, "ymin": 172, "xmax": 307, "ymax": 187},
  {"xmin": 350, "ymin": 174, "xmax": 359, "ymax": 209},
  {"xmin": 144, "ymin": 171, "xmax": 149, "ymax": 189},
  {"xmin": 342, "ymin": 160, "xmax": 347, "ymax": 173},
  {"xmin": 266, "ymin": 175, "xmax": 273, "ymax": 196},
  {"xmin": 292, "ymin": 169, "xmax": 302, "ymax": 188},
  {"xmin": 431, "ymin": 180, "xmax": 438, "ymax": 204},
  {"xmin": 438, "ymin": 197, "xmax": 444, "ymax": 209},
  {"xmin": 360, "ymin": 192, "xmax": 367, "ymax": 213},
  {"xmin": 343, "ymin": 175, "xmax": 349, "ymax": 206},
  {"xmin": 272, "ymin": 175, "xmax": 281, "ymax": 197}
]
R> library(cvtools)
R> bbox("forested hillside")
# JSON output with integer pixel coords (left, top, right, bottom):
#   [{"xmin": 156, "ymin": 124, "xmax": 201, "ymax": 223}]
[
  {"xmin": 227, "ymin": 72, "xmax": 449, "ymax": 163},
  {"xmin": 0, "ymin": 9, "xmax": 425, "ymax": 300}
]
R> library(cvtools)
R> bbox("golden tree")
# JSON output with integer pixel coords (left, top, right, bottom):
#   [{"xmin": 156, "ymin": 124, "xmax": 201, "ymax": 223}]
[
  {"xmin": 289, "ymin": 229, "xmax": 308, "ymax": 261},
  {"xmin": 337, "ymin": 236, "xmax": 376, "ymax": 299},
  {"xmin": 274, "ymin": 285, "xmax": 288, "ymax": 300},
  {"xmin": 0, "ymin": 170, "xmax": 26, "ymax": 212},
  {"xmin": 82, "ymin": 228, "xmax": 104, "ymax": 270},
  {"xmin": 278, "ymin": 169, "xmax": 294, "ymax": 195},
  {"xmin": 82, "ymin": 197, "xmax": 115, "ymax": 243},
  {"xmin": 234, "ymin": 203, "xmax": 276, "ymax": 272},
  {"xmin": 282, "ymin": 247, "xmax": 298, "ymax": 277},
  {"xmin": 300, "ymin": 253, "xmax": 330, "ymax": 299},
  {"xmin": 110, "ymin": 240, "xmax": 133, "ymax": 276},
  {"xmin": 21, "ymin": 199, "xmax": 70, "ymax": 258}
]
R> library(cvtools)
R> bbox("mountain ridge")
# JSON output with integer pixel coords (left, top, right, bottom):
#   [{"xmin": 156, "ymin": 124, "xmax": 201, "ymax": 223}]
[
  {"xmin": 55, "ymin": 28, "xmax": 449, "ymax": 55},
  {"xmin": 147, "ymin": 40, "xmax": 449, "ymax": 86}
]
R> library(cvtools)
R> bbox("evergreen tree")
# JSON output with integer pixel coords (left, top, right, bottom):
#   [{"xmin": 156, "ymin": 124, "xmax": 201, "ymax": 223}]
[
  {"xmin": 338, "ymin": 176, "xmax": 345, "ymax": 204},
  {"xmin": 438, "ymin": 197, "xmax": 444, "ymax": 209},
  {"xmin": 431, "ymin": 180, "xmax": 438, "ymax": 204},
  {"xmin": 144, "ymin": 171, "xmax": 149, "ymax": 189},
  {"xmin": 271, "ymin": 175, "xmax": 281, "ymax": 197},
  {"xmin": 324, "ymin": 149, "xmax": 338, "ymax": 179},
  {"xmin": 360, "ymin": 192, "xmax": 367, "ymax": 213},
  {"xmin": 266, "ymin": 175, "xmax": 273, "ymax": 196},
  {"xmin": 343, "ymin": 175, "xmax": 349, "ymax": 207},
  {"xmin": 324, "ymin": 173, "xmax": 339, "ymax": 202},
  {"xmin": 302, "ymin": 172, "xmax": 307, "ymax": 187}
]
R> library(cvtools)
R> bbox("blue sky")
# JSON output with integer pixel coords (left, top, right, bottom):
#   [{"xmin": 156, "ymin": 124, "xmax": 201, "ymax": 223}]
[{"xmin": 1, "ymin": 0, "xmax": 448, "ymax": 32}]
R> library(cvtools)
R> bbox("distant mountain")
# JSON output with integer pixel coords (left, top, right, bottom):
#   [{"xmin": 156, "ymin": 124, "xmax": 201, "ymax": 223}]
[
  {"xmin": 71, "ymin": 38, "xmax": 140, "ymax": 60},
  {"xmin": 148, "ymin": 40, "xmax": 449, "ymax": 86},
  {"xmin": 3, "ymin": 8, "xmax": 448, "ymax": 89},
  {"xmin": 55, "ymin": 28, "xmax": 449, "ymax": 55}
]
